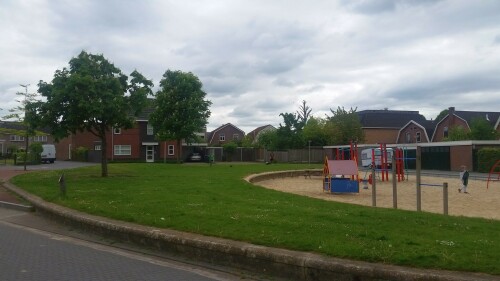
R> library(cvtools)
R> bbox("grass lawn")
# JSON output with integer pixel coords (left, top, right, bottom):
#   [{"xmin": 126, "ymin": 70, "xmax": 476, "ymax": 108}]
[{"xmin": 11, "ymin": 163, "xmax": 500, "ymax": 275}]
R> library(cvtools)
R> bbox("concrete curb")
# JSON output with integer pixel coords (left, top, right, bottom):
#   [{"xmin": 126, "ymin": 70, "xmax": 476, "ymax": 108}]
[
  {"xmin": 4, "ymin": 178, "xmax": 499, "ymax": 281},
  {"xmin": 0, "ymin": 200, "xmax": 34, "ymax": 212}
]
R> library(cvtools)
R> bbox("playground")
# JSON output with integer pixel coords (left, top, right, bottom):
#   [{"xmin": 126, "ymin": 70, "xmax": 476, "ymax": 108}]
[{"xmin": 256, "ymin": 174, "xmax": 500, "ymax": 220}]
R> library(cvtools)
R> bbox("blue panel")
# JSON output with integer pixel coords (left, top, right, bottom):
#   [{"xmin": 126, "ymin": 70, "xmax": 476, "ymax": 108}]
[{"xmin": 330, "ymin": 179, "xmax": 359, "ymax": 193}]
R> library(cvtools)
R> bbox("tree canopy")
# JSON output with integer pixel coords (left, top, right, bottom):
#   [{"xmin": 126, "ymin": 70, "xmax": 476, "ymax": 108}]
[
  {"xmin": 37, "ymin": 51, "xmax": 152, "ymax": 176},
  {"xmin": 149, "ymin": 70, "xmax": 211, "ymax": 162},
  {"xmin": 326, "ymin": 106, "xmax": 364, "ymax": 144}
]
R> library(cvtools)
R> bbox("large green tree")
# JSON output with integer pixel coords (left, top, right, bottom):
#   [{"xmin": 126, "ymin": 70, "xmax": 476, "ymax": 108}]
[
  {"xmin": 149, "ymin": 70, "xmax": 211, "ymax": 162},
  {"xmin": 276, "ymin": 112, "xmax": 304, "ymax": 149},
  {"xmin": 37, "ymin": 51, "xmax": 152, "ymax": 177},
  {"xmin": 302, "ymin": 117, "xmax": 333, "ymax": 146},
  {"xmin": 326, "ymin": 106, "xmax": 364, "ymax": 145}
]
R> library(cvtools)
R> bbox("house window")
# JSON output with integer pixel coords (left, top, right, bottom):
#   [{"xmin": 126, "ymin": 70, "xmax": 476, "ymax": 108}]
[
  {"xmin": 33, "ymin": 135, "xmax": 47, "ymax": 142},
  {"xmin": 94, "ymin": 145, "xmax": 101, "ymax": 151},
  {"xmin": 219, "ymin": 133, "xmax": 225, "ymax": 141},
  {"xmin": 114, "ymin": 128, "xmax": 121, "ymax": 134},
  {"xmin": 9, "ymin": 135, "xmax": 24, "ymax": 142},
  {"xmin": 416, "ymin": 132, "xmax": 421, "ymax": 143},
  {"xmin": 405, "ymin": 132, "xmax": 411, "ymax": 143},
  {"xmin": 168, "ymin": 145, "xmax": 174, "ymax": 155},
  {"xmin": 147, "ymin": 123, "xmax": 154, "ymax": 135},
  {"xmin": 443, "ymin": 126, "xmax": 448, "ymax": 138},
  {"xmin": 114, "ymin": 145, "xmax": 131, "ymax": 156},
  {"xmin": 233, "ymin": 134, "xmax": 239, "ymax": 141}
]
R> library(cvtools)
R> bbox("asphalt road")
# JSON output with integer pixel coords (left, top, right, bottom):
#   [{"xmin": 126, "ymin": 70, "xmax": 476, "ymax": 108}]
[{"xmin": 0, "ymin": 208, "xmax": 250, "ymax": 281}]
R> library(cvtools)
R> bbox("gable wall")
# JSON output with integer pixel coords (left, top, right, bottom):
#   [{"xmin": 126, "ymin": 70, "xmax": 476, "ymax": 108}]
[
  {"xmin": 398, "ymin": 125, "xmax": 429, "ymax": 143},
  {"xmin": 433, "ymin": 116, "xmax": 469, "ymax": 142},
  {"xmin": 210, "ymin": 127, "xmax": 244, "ymax": 146}
]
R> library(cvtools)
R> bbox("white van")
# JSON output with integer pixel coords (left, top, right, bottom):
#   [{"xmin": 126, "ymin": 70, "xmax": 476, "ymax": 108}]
[
  {"xmin": 41, "ymin": 144, "xmax": 56, "ymax": 163},
  {"xmin": 361, "ymin": 148, "xmax": 393, "ymax": 168}
]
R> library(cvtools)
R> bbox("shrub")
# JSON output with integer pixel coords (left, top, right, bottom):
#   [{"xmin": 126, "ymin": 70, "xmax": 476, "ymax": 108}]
[{"xmin": 477, "ymin": 148, "xmax": 500, "ymax": 172}]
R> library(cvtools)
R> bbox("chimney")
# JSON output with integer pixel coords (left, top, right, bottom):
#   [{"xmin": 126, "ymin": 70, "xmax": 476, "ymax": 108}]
[{"xmin": 448, "ymin": 107, "xmax": 455, "ymax": 126}]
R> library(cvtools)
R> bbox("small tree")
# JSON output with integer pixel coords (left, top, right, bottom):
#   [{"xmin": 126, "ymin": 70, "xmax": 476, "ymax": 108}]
[
  {"xmin": 222, "ymin": 142, "xmax": 238, "ymax": 162},
  {"xmin": 445, "ymin": 125, "xmax": 469, "ymax": 141},
  {"xmin": 2, "ymin": 84, "xmax": 40, "ymax": 170},
  {"xmin": 29, "ymin": 142, "xmax": 43, "ymax": 163},
  {"xmin": 149, "ymin": 70, "xmax": 212, "ymax": 163},
  {"xmin": 469, "ymin": 118, "xmax": 498, "ymax": 140}
]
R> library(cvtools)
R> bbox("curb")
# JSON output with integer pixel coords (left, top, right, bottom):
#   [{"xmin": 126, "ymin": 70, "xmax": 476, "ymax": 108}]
[
  {"xmin": 0, "ymin": 200, "xmax": 34, "ymax": 212},
  {"xmin": 4, "ymin": 180, "xmax": 499, "ymax": 281}
]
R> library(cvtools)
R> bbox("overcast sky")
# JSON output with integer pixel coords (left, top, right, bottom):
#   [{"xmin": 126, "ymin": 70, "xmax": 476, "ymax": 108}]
[{"xmin": 1, "ymin": 0, "xmax": 500, "ymax": 132}]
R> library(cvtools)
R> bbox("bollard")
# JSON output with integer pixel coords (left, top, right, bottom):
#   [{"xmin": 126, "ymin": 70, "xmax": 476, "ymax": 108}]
[
  {"xmin": 58, "ymin": 173, "xmax": 66, "ymax": 197},
  {"xmin": 443, "ymin": 182, "xmax": 448, "ymax": 215},
  {"xmin": 371, "ymin": 167, "xmax": 376, "ymax": 207},
  {"xmin": 392, "ymin": 153, "xmax": 397, "ymax": 209},
  {"xmin": 416, "ymin": 147, "xmax": 422, "ymax": 211}
]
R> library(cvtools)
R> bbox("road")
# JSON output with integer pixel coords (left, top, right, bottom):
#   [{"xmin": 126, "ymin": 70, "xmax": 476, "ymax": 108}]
[{"xmin": 0, "ymin": 208, "xmax": 253, "ymax": 281}]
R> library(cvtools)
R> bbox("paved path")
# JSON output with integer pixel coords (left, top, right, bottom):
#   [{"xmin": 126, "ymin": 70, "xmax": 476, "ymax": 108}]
[{"xmin": 0, "ymin": 208, "xmax": 251, "ymax": 281}]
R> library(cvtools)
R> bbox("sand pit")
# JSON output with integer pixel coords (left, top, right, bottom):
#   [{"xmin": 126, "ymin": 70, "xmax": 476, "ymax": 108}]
[{"xmin": 256, "ymin": 175, "xmax": 500, "ymax": 220}]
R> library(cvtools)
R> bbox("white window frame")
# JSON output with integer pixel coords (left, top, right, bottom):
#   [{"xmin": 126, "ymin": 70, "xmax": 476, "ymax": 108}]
[
  {"xmin": 114, "ymin": 128, "xmax": 121, "ymax": 135},
  {"xmin": 168, "ymin": 145, "xmax": 175, "ymax": 156},
  {"xmin": 33, "ymin": 135, "xmax": 48, "ymax": 142},
  {"xmin": 10, "ymin": 135, "xmax": 25, "ymax": 141},
  {"xmin": 219, "ymin": 133, "xmax": 225, "ymax": 141},
  {"xmin": 147, "ymin": 123, "xmax": 154, "ymax": 135},
  {"xmin": 443, "ymin": 126, "xmax": 448, "ymax": 138},
  {"xmin": 405, "ymin": 132, "xmax": 411, "ymax": 143},
  {"xmin": 94, "ymin": 145, "xmax": 102, "ymax": 151},
  {"xmin": 233, "ymin": 133, "xmax": 239, "ymax": 140},
  {"xmin": 114, "ymin": 145, "xmax": 131, "ymax": 156},
  {"xmin": 416, "ymin": 132, "xmax": 421, "ymax": 143}
]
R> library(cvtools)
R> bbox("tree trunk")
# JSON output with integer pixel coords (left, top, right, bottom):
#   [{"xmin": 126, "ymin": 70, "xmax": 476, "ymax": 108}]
[
  {"xmin": 176, "ymin": 139, "xmax": 182, "ymax": 163},
  {"xmin": 101, "ymin": 134, "xmax": 108, "ymax": 177},
  {"xmin": 24, "ymin": 131, "xmax": 29, "ymax": 171}
]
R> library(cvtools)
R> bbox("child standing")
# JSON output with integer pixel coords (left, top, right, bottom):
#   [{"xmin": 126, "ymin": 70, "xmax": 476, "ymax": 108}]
[{"xmin": 458, "ymin": 165, "xmax": 470, "ymax": 194}]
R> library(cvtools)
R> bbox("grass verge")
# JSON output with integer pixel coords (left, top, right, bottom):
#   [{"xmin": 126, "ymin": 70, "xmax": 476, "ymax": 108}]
[{"xmin": 11, "ymin": 163, "xmax": 500, "ymax": 275}]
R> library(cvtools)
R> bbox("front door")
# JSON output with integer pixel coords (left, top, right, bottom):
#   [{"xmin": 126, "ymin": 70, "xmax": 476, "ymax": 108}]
[{"xmin": 146, "ymin": 145, "xmax": 154, "ymax": 163}]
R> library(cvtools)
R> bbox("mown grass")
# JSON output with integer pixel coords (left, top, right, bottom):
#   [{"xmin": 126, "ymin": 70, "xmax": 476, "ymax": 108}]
[{"xmin": 11, "ymin": 163, "xmax": 500, "ymax": 275}]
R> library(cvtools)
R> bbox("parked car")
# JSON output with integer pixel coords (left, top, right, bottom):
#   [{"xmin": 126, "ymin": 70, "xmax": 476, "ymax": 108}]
[{"xmin": 188, "ymin": 153, "xmax": 202, "ymax": 162}]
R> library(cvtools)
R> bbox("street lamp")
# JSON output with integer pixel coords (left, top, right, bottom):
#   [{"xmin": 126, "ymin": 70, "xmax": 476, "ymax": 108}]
[{"xmin": 19, "ymin": 84, "xmax": 30, "ymax": 171}]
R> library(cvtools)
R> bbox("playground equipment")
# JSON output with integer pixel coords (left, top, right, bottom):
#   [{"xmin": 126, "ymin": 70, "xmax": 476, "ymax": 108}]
[
  {"xmin": 323, "ymin": 157, "xmax": 359, "ymax": 193},
  {"xmin": 487, "ymin": 159, "xmax": 500, "ymax": 189}
]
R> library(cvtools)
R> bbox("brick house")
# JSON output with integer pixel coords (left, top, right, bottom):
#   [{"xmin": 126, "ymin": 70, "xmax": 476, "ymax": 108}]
[
  {"xmin": 431, "ymin": 107, "xmax": 500, "ymax": 142},
  {"xmin": 0, "ymin": 121, "xmax": 54, "ymax": 155},
  {"xmin": 206, "ymin": 123, "xmax": 245, "ymax": 146},
  {"xmin": 55, "ymin": 117, "xmax": 178, "ymax": 163},
  {"xmin": 246, "ymin": 124, "xmax": 276, "ymax": 144},
  {"xmin": 396, "ymin": 120, "xmax": 435, "ymax": 144},
  {"xmin": 357, "ymin": 110, "xmax": 428, "ymax": 144}
]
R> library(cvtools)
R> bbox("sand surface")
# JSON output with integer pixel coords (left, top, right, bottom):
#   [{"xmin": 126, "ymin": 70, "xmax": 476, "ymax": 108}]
[{"xmin": 256, "ymin": 174, "xmax": 500, "ymax": 220}]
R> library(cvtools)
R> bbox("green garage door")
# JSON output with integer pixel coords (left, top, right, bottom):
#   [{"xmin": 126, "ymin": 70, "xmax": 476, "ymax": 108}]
[{"xmin": 421, "ymin": 146, "xmax": 450, "ymax": 171}]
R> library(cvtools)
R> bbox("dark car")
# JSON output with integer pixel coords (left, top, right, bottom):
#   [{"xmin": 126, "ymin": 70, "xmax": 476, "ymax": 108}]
[{"xmin": 189, "ymin": 153, "xmax": 202, "ymax": 162}]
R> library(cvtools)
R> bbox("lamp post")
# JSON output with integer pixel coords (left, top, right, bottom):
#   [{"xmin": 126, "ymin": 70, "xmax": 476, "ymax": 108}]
[{"xmin": 20, "ymin": 84, "xmax": 30, "ymax": 171}]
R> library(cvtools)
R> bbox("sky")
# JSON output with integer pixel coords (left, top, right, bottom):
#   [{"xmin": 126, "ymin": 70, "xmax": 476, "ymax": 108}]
[{"xmin": 1, "ymin": 0, "xmax": 500, "ymax": 133}]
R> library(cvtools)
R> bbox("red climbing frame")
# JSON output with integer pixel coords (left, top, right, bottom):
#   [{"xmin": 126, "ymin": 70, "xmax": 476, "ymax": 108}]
[{"xmin": 487, "ymin": 159, "xmax": 500, "ymax": 189}]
